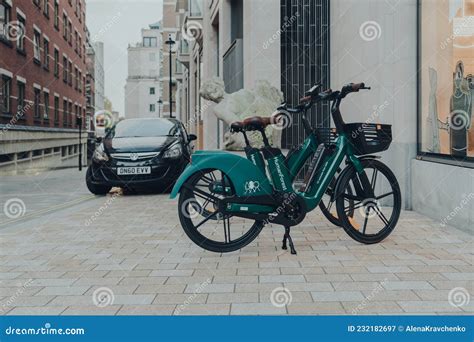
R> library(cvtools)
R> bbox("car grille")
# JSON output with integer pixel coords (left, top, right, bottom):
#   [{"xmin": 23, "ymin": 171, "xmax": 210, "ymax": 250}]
[{"xmin": 110, "ymin": 152, "xmax": 160, "ymax": 161}]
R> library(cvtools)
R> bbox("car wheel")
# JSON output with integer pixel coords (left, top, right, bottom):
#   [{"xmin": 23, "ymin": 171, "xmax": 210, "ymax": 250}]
[{"xmin": 86, "ymin": 167, "xmax": 112, "ymax": 195}]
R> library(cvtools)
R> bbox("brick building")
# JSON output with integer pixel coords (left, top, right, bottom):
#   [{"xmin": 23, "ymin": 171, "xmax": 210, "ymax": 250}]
[{"xmin": 0, "ymin": 0, "xmax": 90, "ymax": 174}]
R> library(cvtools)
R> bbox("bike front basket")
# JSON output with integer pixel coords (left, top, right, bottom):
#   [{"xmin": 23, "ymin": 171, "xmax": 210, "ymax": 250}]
[{"xmin": 345, "ymin": 123, "xmax": 392, "ymax": 156}]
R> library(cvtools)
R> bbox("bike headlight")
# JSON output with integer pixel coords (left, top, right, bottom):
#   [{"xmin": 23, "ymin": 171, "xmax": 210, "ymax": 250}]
[
  {"xmin": 163, "ymin": 144, "xmax": 182, "ymax": 159},
  {"xmin": 93, "ymin": 144, "xmax": 109, "ymax": 162}
]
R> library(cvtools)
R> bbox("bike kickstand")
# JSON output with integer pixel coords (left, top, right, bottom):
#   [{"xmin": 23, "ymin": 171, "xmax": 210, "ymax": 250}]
[{"xmin": 283, "ymin": 226, "xmax": 297, "ymax": 255}]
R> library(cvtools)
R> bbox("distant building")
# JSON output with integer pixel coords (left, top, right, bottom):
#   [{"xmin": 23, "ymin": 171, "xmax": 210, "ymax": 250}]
[
  {"xmin": 125, "ymin": 22, "xmax": 162, "ymax": 119},
  {"xmin": 91, "ymin": 41, "xmax": 105, "ymax": 112},
  {"xmin": 0, "ymin": 0, "xmax": 90, "ymax": 174}
]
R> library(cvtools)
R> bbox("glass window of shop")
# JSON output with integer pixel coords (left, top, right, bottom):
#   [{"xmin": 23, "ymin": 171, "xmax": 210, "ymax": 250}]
[{"xmin": 419, "ymin": 0, "xmax": 474, "ymax": 162}]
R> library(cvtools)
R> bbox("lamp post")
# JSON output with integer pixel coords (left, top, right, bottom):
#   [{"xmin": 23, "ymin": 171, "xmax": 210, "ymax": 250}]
[
  {"xmin": 157, "ymin": 99, "xmax": 163, "ymax": 117},
  {"xmin": 165, "ymin": 35, "xmax": 175, "ymax": 118}
]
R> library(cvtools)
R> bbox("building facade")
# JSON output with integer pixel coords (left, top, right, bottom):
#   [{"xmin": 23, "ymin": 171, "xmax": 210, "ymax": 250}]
[
  {"xmin": 168, "ymin": 0, "xmax": 473, "ymax": 232},
  {"xmin": 160, "ymin": 0, "xmax": 180, "ymax": 119},
  {"xmin": 91, "ymin": 41, "xmax": 104, "ymax": 113},
  {"xmin": 0, "ymin": 0, "xmax": 90, "ymax": 174},
  {"xmin": 125, "ymin": 22, "xmax": 162, "ymax": 119}
]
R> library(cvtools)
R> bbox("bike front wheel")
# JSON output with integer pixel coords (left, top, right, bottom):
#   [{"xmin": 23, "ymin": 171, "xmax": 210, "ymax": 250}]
[
  {"xmin": 178, "ymin": 168, "xmax": 265, "ymax": 253},
  {"xmin": 335, "ymin": 159, "xmax": 401, "ymax": 244}
]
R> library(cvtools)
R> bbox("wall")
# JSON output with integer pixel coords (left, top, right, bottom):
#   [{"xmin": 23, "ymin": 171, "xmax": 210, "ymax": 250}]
[
  {"xmin": 412, "ymin": 159, "xmax": 473, "ymax": 233},
  {"xmin": 330, "ymin": 0, "xmax": 418, "ymax": 210}
]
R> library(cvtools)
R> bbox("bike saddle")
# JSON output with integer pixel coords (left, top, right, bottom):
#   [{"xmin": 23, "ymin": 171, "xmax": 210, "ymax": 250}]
[
  {"xmin": 230, "ymin": 121, "xmax": 245, "ymax": 133},
  {"xmin": 243, "ymin": 116, "xmax": 274, "ymax": 131}
]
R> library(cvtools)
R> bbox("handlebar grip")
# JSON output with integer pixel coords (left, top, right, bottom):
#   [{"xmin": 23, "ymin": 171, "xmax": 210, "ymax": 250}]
[
  {"xmin": 351, "ymin": 83, "xmax": 365, "ymax": 91},
  {"xmin": 300, "ymin": 95, "xmax": 312, "ymax": 103}
]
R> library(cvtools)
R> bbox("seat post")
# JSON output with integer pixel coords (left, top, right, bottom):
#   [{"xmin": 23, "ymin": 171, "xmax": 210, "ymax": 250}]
[{"xmin": 259, "ymin": 129, "xmax": 271, "ymax": 147}]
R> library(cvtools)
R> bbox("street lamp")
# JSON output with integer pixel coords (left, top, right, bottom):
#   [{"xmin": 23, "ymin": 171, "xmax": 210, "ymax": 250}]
[
  {"xmin": 165, "ymin": 35, "xmax": 175, "ymax": 118},
  {"xmin": 157, "ymin": 99, "xmax": 163, "ymax": 117}
]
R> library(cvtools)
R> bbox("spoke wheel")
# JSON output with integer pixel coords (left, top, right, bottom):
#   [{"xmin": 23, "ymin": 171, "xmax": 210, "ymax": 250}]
[
  {"xmin": 319, "ymin": 168, "xmax": 354, "ymax": 227},
  {"xmin": 335, "ymin": 159, "xmax": 401, "ymax": 244},
  {"xmin": 178, "ymin": 169, "xmax": 265, "ymax": 253}
]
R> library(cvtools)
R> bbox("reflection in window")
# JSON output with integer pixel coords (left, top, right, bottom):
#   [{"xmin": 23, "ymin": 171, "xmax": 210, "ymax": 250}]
[
  {"xmin": 189, "ymin": 0, "xmax": 203, "ymax": 17},
  {"xmin": 420, "ymin": 0, "xmax": 474, "ymax": 159}
]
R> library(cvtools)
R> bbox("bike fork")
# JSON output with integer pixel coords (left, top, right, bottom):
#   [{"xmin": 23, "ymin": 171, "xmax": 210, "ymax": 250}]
[{"xmin": 282, "ymin": 226, "xmax": 297, "ymax": 255}]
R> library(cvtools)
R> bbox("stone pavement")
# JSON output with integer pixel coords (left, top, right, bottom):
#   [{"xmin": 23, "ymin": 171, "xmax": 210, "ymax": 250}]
[{"xmin": 0, "ymin": 170, "xmax": 473, "ymax": 316}]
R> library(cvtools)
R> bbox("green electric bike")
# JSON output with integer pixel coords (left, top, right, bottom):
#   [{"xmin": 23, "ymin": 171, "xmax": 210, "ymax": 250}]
[{"xmin": 171, "ymin": 83, "xmax": 402, "ymax": 254}]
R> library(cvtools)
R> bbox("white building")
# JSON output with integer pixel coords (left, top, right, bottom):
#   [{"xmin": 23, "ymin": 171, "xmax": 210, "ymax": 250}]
[
  {"xmin": 125, "ymin": 22, "xmax": 163, "ymax": 119},
  {"xmin": 92, "ymin": 42, "xmax": 105, "ymax": 112}
]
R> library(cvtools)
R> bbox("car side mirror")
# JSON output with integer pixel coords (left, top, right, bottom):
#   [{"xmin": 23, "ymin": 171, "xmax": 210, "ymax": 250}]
[{"xmin": 188, "ymin": 134, "xmax": 197, "ymax": 142}]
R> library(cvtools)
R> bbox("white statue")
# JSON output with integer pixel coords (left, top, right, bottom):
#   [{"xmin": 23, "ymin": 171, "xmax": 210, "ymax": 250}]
[{"xmin": 200, "ymin": 78, "xmax": 284, "ymax": 150}]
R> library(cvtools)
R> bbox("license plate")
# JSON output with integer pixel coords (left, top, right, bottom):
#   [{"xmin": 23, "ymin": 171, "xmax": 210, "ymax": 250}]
[{"xmin": 117, "ymin": 167, "xmax": 151, "ymax": 175}]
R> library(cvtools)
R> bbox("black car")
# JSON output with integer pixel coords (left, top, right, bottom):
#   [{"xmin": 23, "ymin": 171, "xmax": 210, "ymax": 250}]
[{"xmin": 86, "ymin": 118, "xmax": 196, "ymax": 195}]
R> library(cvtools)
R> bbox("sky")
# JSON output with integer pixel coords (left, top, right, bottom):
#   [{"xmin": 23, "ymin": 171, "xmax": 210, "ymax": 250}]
[{"xmin": 86, "ymin": 0, "xmax": 163, "ymax": 116}]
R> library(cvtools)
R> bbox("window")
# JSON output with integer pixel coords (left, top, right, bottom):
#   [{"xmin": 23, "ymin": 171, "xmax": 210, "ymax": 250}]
[
  {"xmin": 43, "ymin": 39, "xmax": 50, "ymax": 70},
  {"xmin": 68, "ymin": 20, "xmax": 72, "ymax": 44},
  {"xmin": 74, "ymin": 67, "xmax": 78, "ymax": 89},
  {"xmin": 68, "ymin": 61, "xmax": 72, "ymax": 86},
  {"xmin": 63, "ymin": 13, "xmax": 67, "ymax": 39},
  {"xmin": 17, "ymin": 82, "xmax": 25, "ymax": 115},
  {"xmin": 43, "ymin": 92, "xmax": 49, "ymax": 120},
  {"xmin": 189, "ymin": 0, "xmax": 203, "ymax": 17},
  {"xmin": 33, "ymin": 30, "xmax": 41, "ymax": 62},
  {"xmin": 0, "ymin": 76, "xmax": 11, "ymax": 113},
  {"xmin": 43, "ymin": 0, "xmax": 49, "ymax": 17},
  {"xmin": 143, "ymin": 37, "xmax": 157, "ymax": 47},
  {"xmin": 16, "ymin": 15, "xmax": 25, "ymax": 52},
  {"xmin": 63, "ymin": 99, "xmax": 68, "ymax": 125},
  {"xmin": 54, "ymin": 48, "xmax": 59, "ymax": 77},
  {"xmin": 34, "ymin": 88, "xmax": 41, "ymax": 118},
  {"xmin": 150, "ymin": 104, "xmax": 156, "ymax": 112},
  {"xmin": 418, "ymin": 1, "xmax": 474, "ymax": 162},
  {"xmin": 54, "ymin": 96, "xmax": 59, "ymax": 123},
  {"xmin": 150, "ymin": 87, "xmax": 155, "ymax": 95},
  {"xmin": 69, "ymin": 101, "xmax": 72, "ymax": 126},
  {"xmin": 54, "ymin": 1, "xmax": 59, "ymax": 29},
  {"xmin": 0, "ymin": 2, "xmax": 10, "ymax": 41},
  {"xmin": 62, "ymin": 56, "xmax": 68, "ymax": 82}
]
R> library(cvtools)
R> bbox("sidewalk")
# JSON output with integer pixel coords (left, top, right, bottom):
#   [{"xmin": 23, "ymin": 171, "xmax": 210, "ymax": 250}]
[{"xmin": 0, "ymin": 180, "xmax": 472, "ymax": 315}]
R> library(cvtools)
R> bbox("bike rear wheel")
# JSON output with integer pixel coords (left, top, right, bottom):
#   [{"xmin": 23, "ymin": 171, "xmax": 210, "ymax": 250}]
[
  {"xmin": 335, "ymin": 159, "xmax": 401, "ymax": 244},
  {"xmin": 178, "ymin": 169, "xmax": 265, "ymax": 253}
]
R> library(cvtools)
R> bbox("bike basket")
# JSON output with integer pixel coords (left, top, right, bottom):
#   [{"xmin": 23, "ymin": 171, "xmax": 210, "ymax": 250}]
[{"xmin": 345, "ymin": 123, "xmax": 392, "ymax": 155}]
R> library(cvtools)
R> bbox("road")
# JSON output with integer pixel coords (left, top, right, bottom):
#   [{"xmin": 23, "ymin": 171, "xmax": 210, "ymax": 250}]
[{"xmin": 0, "ymin": 168, "xmax": 96, "ymax": 228}]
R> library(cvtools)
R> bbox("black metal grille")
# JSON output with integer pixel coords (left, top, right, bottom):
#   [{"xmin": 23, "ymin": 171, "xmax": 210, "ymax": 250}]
[{"xmin": 281, "ymin": 0, "xmax": 331, "ymax": 150}]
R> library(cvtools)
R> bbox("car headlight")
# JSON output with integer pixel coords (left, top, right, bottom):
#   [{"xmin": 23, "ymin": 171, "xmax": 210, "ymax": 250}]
[
  {"xmin": 93, "ymin": 144, "xmax": 109, "ymax": 162},
  {"xmin": 163, "ymin": 144, "xmax": 182, "ymax": 159}
]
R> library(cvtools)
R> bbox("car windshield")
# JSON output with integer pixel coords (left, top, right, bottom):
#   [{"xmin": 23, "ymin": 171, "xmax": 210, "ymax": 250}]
[{"xmin": 108, "ymin": 119, "xmax": 180, "ymax": 138}]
